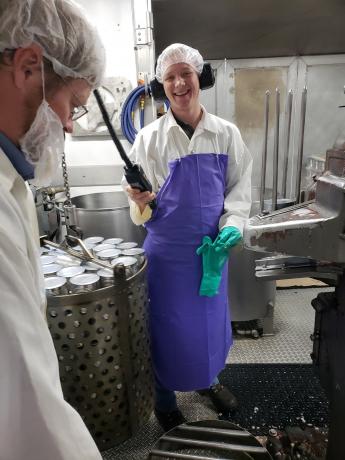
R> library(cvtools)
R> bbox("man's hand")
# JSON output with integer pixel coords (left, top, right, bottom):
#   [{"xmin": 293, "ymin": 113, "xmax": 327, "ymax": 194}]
[{"xmin": 126, "ymin": 186, "xmax": 156, "ymax": 213}]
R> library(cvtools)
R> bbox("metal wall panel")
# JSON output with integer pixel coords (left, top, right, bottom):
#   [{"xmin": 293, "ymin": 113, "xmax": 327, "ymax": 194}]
[
  {"xmin": 152, "ymin": 0, "xmax": 345, "ymax": 59},
  {"xmin": 198, "ymin": 56, "xmax": 345, "ymax": 200}
]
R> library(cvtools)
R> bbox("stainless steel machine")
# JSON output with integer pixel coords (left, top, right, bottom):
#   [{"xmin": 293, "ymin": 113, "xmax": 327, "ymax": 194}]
[{"xmin": 244, "ymin": 146, "xmax": 345, "ymax": 460}]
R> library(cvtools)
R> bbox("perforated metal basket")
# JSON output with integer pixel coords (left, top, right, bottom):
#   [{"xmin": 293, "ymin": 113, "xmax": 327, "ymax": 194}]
[{"xmin": 47, "ymin": 260, "xmax": 154, "ymax": 451}]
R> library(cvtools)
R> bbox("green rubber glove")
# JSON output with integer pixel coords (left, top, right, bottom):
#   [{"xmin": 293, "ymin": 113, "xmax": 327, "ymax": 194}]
[
  {"xmin": 214, "ymin": 226, "xmax": 242, "ymax": 252},
  {"xmin": 196, "ymin": 236, "xmax": 230, "ymax": 297}
]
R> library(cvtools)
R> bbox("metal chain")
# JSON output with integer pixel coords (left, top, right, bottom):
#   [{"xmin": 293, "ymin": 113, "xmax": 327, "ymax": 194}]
[{"xmin": 61, "ymin": 150, "xmax": 72, "ymax": 206}]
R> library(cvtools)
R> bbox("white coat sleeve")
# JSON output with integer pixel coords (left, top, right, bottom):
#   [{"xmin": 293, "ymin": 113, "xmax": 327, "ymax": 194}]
[
  {"xmin": 0, "ymin": 228, "xmax": 102, "ymax": 460},
  {"xmin": 219, "ymin": 125, "xmax": 253, "ymax": 234}
]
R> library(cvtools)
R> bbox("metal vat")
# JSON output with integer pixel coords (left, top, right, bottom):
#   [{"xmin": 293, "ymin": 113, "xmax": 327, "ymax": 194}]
[{"xmin": 70, "ymin": 191, "xmax": 146, "ymax": 245}]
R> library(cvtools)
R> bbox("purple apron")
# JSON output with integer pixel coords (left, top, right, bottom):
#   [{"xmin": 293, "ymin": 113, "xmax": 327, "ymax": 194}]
[{"xmin": 144, "ymin": 153, "xmax": 232, "ymax": 391}]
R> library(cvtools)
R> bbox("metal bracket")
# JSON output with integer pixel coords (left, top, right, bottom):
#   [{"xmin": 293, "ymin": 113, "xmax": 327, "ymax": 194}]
[
  {"xmin": 135, "ymin": 27, "xmax": 152, "ymax": 46},
  {"xmin": 134, "ymin": 5, "xmax": 153, "ymax": 46}
]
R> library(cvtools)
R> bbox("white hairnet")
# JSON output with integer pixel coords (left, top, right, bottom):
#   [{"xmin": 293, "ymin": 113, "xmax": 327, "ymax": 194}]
[
  {"xmin": 155, "ymin": 43, "xmax": 204, "ymax": 83},
  {"xmin": 0, "ymin": 0, "xmax": 105, "ymax": 89}
]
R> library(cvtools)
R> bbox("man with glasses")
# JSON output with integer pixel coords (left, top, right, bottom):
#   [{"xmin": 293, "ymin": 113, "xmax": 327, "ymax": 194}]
[
  {"xmin": 57, "ymin": 69, "xmax": 89, "ymax": 122},
  {"xmin": 0, "ymin": 1, "xmax": 105, "ymax": 459}
]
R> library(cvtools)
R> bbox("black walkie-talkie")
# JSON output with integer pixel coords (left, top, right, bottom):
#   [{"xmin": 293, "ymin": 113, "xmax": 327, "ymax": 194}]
[{"xmin": 93, "ymin": 89, "xmax": 157, "ymax": 209}]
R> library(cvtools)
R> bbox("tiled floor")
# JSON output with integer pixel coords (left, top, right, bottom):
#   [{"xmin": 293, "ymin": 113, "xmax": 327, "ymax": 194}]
[{"xmin": 102, "ymin": 286, "xmax": 334, "ymax": 459}]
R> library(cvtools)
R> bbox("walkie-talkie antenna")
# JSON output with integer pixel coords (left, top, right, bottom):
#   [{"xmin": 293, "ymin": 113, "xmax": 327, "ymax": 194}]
[{"xmin": 93, "ymin": 89, "xmax": 132, "ymax": 169}]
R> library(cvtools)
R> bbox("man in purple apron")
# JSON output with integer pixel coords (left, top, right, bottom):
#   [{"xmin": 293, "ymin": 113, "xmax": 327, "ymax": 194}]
[{"xmin": 124, "ymin": 43, "xmax": 252, "ymax": 431}]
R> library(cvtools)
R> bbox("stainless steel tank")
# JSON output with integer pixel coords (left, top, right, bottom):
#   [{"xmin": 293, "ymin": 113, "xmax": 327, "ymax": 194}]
[
  {"xmin": 47, "ymin": 262, "xmax": 154, "ymax": 450},
  {"xmin": 227, "ymin": 195, "xmax": 292, "ymax": 333},
  {"xmin": 70, "ymin": 191, "xmax": 146, "ymax": 245},
  {"xmin": 228, "ymin": 248, "xmax": 275, "ymax": 327}
]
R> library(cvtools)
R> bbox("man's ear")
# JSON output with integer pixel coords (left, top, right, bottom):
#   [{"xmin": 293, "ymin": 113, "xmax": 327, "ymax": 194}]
[{"xmin": 12, "ymin": 44, "xmax": 43, "ymax": 90}]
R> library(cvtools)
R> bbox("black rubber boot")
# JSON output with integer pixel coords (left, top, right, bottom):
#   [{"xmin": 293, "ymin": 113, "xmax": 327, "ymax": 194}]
[
  {"xmin": 198, "ymin": 383, "xmax": 239, "ymax": 413},
  {"xmin": 154, "ymin": 408, "xmax": 186, "ymax": 432}
]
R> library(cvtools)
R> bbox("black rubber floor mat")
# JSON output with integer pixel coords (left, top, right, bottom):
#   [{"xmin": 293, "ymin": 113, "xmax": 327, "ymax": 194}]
[{"xmin": 218, "ymin": 364, "xmax": 329, "ymax": 436}]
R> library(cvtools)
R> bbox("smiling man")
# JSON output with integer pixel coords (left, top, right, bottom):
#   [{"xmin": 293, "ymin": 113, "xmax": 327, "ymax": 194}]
[
  {"xmin": 0, "ymin": 1, "xmax": 105, "ymax": 459},
  {"xmin": 162, "ymin": 61, "xmax": 202, "ymax": 127},
  {"xmin": 123, "ymin": 43, "xmax": 253, "ymax": 431}
]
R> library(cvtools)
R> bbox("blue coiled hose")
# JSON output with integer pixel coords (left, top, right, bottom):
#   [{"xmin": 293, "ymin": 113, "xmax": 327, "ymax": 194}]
[
  {"xmin": 121, "ymin": 85, "xmax": 169, "ymax": 144},
  {"xmin": 120, "ymin": 85, "xmax": 146, "ymax": 144}
]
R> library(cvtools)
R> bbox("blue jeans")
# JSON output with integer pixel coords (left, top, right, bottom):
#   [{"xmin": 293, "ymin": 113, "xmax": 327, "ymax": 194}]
[{"xmin": 155, "ymin": 376, "xmax": 220, "ymax": 413}]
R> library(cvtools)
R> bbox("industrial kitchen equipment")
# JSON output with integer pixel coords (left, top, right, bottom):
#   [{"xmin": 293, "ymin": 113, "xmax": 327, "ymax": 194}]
[{"xmin": 244, "ymin": 144, "xmax": 345, "ymax": 460}]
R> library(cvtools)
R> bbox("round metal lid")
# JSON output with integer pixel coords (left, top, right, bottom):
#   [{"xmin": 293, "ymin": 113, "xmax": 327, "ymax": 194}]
[
  {"xmin": 40, "ymin": 254, "xmax": 57, "ymax": 265},
  {"xmin": 116, "ymin": 242, "xmax": 138, "ymax": 250},
  {"xmin": 97, "ymin": 268, "xmax": 114, "ymax": 278},
  {"xmin": 122, "ymin": 247, "xmax": 145, "ymax": 256},
  {"xmin": 96, "ymin": 248, "xmax": 122, "ymax": 259},
  {"xmin": 44, "ymin": 276, "xmax": 67, "ymax": 290},
  {"xmin": 103, "ymin": 237, "xmax": 124, "ymax": 245},
  {"xmin": 83, "ymin": 236, "xmax": 104, "ymax": 245},
  {"xmin": 93, "ymin": 243, "xmax": 115, "ymax": 252},
  {"xmin": 42, "ymin": 263, "xmax": 63, "ymax": 275},
  {"xmin": 57, "ymin": 266, "xmax": 85, "ymax": 278},
  {"xmin": 69, "ymin": 273, "xmax": 100, "ymax": 286},
  {"xmin": 111, "ymin": 256, "xmax": 137, "ymax": 267}
]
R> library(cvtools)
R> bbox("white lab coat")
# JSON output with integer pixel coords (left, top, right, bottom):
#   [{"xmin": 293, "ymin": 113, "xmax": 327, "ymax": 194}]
[
  {"xmin": 123, "ymin": 107, "xmax": 252, "ymax": 231},
  {"xmin": 0, "ymin": 149, "xmax": 102, "ymax": 460}
]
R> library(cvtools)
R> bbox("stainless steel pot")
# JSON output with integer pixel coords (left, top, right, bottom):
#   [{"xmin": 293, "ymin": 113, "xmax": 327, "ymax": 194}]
[{"xmin": 69, "ymin": 192, "xmax": 146, "ymax": 245}]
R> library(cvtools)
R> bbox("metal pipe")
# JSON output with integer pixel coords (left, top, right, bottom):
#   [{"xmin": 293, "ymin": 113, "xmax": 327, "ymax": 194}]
[
  {"xmin": 260, "ymin": 90, "xmax": 270, "ymax": 213},
  {"xmin": 148, "ymin": 450, "xmax": 234, "ymax": 460},
  {"xmin": 295, "ymin": 87, "xmax": 307, "ymax": 203},
  {"xmin": 161, "ymin": 435, "xmax": 268, "ymax": 454},
  {"xmin": 272, "ymin": 88, "xmax": 280, "ymax": 211},
  {"xmin": 177, "ymin": 425, "xmax": 251, "ymax": 438},
  {"xmin": 281, "ymin": 89, "xmax": 293, "ymax": 197},
  {"xmin": 40, "ymin": 186, "xmax": 66, "ymax": 195}
]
